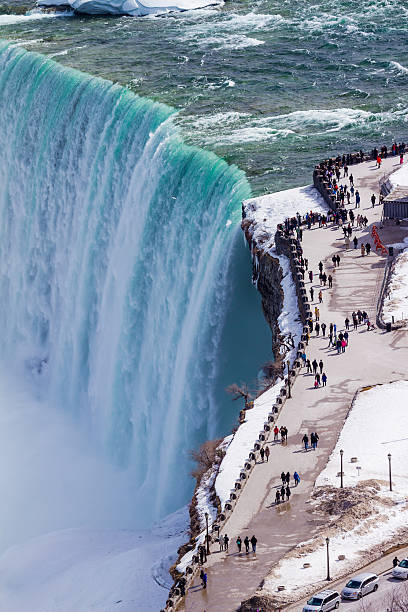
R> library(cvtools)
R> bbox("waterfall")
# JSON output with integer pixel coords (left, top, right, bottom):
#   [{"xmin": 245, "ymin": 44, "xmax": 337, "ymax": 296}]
[{"xmin": 0, "ymin": 41, "xmax": 251, "ymax": 532}]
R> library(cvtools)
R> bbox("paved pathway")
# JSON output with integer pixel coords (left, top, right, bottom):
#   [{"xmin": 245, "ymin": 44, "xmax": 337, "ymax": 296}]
[{"xmin": 181, "ymin": 156, "xmax": 408, "ymax": 611}]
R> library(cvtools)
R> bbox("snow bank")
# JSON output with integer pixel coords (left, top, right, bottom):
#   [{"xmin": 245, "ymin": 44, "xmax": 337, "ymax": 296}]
[
  {"xmin": 243, "ymin": 185, "xmax": 327, "ymax": 254},
  {"xmin": 214, "ymin": 186, "xmax": 327, "ymax": 508},
  {"xmin": 389, "ymin": 161, "xmax": 408, "ymax": 189},
  {"xmin": 382, "ymin": 250, "xmax": 408, "ymax": 325},
  {"xmin": 262, "ymin": 381, "xmax": 408, "ymax": 600},
  {"xmin": 316, "ymin": 381, "xmax": 408, "ymax": 491}
]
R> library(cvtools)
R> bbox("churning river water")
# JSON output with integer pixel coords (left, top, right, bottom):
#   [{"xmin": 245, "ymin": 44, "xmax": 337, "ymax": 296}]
[{"xmin": 1, "ymin": 0, "xmax": 408, "ymax": 195}]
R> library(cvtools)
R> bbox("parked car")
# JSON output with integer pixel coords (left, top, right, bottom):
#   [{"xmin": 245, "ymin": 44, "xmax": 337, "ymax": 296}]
[
  {"xmin": 341, "ymin": 572, "xmax": 379, "ymax": 600},
  {"xmin": 302, "ymin": 590, "xmax": 340, "ymax": 611},
  {"xmin": 392, "ymin": 558, "xmax": 408, "ymax": 580}
]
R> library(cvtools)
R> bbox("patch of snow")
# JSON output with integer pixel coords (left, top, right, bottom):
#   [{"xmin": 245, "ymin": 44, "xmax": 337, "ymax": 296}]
[
  {"xmin": 389, "ymin": 161, "xmax": 408, "ymax": 189},
  {"xmin": 243, "ymin": 185, "xmax": 327, "ymax": 254},
  {"xmin": 382, "ymin": 251, "xmax": 408, "ymax": 324},
  {"xmin": 316, "ymin": 381, "xmax": 408, "ymax": 491}
]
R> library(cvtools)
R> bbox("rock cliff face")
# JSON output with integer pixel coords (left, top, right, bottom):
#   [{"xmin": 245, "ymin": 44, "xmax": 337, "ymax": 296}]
[{"xmin": 255, "ymin": 252, "xmax": 284, "ymax": 349}]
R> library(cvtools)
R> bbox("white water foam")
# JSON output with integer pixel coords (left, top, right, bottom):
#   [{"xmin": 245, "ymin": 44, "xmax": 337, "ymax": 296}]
[{"xmin": 390, "ymin": 60, "xmax": 408, "ymax": 75}]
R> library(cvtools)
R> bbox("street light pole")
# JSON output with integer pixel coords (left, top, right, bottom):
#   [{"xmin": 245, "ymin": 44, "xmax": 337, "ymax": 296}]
[
  {"xmin": 340, "ymin": 449, "xmax": 344, "ymax": 489},
  {"xmin": 205, "ymin": 512, "xmax": 210, "ymax": 555},
  {"xmin": 326, "ymin": 537, "xmax": 331, "ymax": 581},
  {"xmin": 388, "ymin": 453, "xmax": 392, "ymax": 492},
  {"xmin": 287, "ymin": 359, "xmax": 291, "ymax": 398}
]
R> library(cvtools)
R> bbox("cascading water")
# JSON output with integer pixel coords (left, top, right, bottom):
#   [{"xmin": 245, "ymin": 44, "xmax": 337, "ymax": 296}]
[{"xmin": 0, "ymin": 41, "xmax": 251, "ymax": 538}]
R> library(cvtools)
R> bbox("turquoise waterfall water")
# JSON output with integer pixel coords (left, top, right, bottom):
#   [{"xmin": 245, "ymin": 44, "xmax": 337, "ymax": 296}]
[{"xmin": 0, "ymin": 41, "xmax": 251, "ymax": 526}]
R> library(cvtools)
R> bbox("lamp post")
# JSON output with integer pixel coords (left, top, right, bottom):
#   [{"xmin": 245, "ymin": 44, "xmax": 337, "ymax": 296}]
[
  {"xmin": 326, "ymin": 537, "xmax": 331, "ymax": 581},
  {"xmin": 204, "ymin": 512, "xmax": 210, "ymax": 555},
  {"xmin": 388, "ymin": 453, "xmax": 392, "ymax": 492},
  {"xmin": 340, "ymin": 449, "xmax": 344, "ymax": 488},
  {"xmin": 287, "ymin": 360, "xmax": 291, "ymax": 398}
]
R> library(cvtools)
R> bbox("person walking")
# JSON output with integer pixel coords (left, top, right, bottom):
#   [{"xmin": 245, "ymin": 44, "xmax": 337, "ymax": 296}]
[
  {"xmin": 311, "ymin": 432, "xmax": 316, "ymax": 449},
  {"xmin": 310, "ymin": 287, "xmax": 314, "ymax": 302},
  {"xmin": 315, "ymin": 322, "xmax": 320, "ymax": 336},
  {"xmin": 318, "ymin": 290, "xmax": 323, "ymax": 303},
  {"xmin": 285, "ymin": 471, "xmax": 290, "ymax": 484},
  {"xmin": 224, "ymin": 534, "xmax": 229, "ymax": 551},
  {"xmin": 275, "ymin": 489, "xmax": 281, "ymax": 504},
  {"xmin": 353, "ymin": 235, "xmax": 358, "ymax": 249},
  {"xmin": 313, "ymin": 432, "xmax": 319, "ymax": 447},
  {"xmin": 281, "ymin": 471, "xmax": 286, "ymax": 484},
  {"xmin": 265, "ymin": 446, "xmax": 270, "ymax": 462},
  {"xmin": 294, "ymin": 471, "xmax": 300, "ymax": 486},
  {"xmin": 286, "ymin": 485, "xmax": 291, "ymax": 501},
  {"xmin": 315, "ymin": 306, "xmax": 320, "ymax": 321},
  {"xmin": 236, "ymin": 536, "xmax": 242, "ymax": 552},
  {"xmin": 244, "ymin": 536, "xmax": 250, "ymax": 553},
  {"xmin": 321, "ymin": 322, "xmax": 326, "ymax": 336},
  {"xmin": 280, "ymin": 484, "xmax": 285, "ymax": 500},
  {"xmin": 361, "ymin": 243, "xmax": 365, "ymax": 257},
  {"xmin": 200, "ymin": 569, "xmax": 207, "ymax": 589},
  {"xmin": 302, "ymin": 433, "xmax": 309, "ymax": 450},
  {"xmin": 274, "ymin": 425, "xmax": 279, "ymax": 441},
  {"xmin": 318, "ymin": 261, "xmax": 323, "ymax": 274},
  {"xmin": 344, "ymin": 330, "xmax": 349, "ymax": 345},
  {"xmin": 366, "ymin": 242, "xmax": 371, "ymax": 255},
  {"xmin": 336, "ymin": 254, "xmax": 340, "ymax": 267},
  {"xmin": 309, "ymin": 270, "xmax": 313, "ymax": 283},
  {"xmin": 306, "ymin": 359, "xmax": 312, "ymax": 373},
  {"xmin": 328, "ymin": 274, "xmax": 333, "ymax": 288},
  {"xmin": 322, "ymin": 372, "xmax": 327, "ymax": 386},
  {"xmin": 260, "ymin": 447, "xmax": 265, "ymax": 462},
  {"xmin": 319, "ymin": 359, "xmax": 324, "ymax": 374},
  {"xmin": 341, "ymin": 339, "xmax": 346, "ymax": 353},
  {"xmin": 315, "ymin": 372, "xmax": 321, "ymax": 387},
  {"xmin": 393, "ymin": 557, "xmax": 400, "ymax": 568},
  {"xmin": 345, "ymin": 317, "xmax": 350, "ymax": 330},
  {"xmin": 312, "ymin": 359, "xmax": 318, "ymax": 374},
  {"xmin": 355, "ymin": 190, "xmax": 360, "ymax": 208},
  {"xmin": 250, "ymin": 535, "xmax": 257, "ymax": 553},
  {"xmin": 371, "ymin": 193, "xmax": 376, "ymax": 207},
  {"xmin": 219, "ymin": 536, "xmax": 224, "ymax": 552}
]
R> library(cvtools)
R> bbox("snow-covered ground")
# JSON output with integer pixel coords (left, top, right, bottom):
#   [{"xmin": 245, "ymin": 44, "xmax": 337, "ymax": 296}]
[
  {"xmin": 0, "ymin": 508, "xmax": 188, "ymax": 612},
  {"xmin": 316, "ymin": 381, "xmax": 408, "ymax": 491},
  {"xmin": 214, "ymin": 186, "xmax": 327, "ymax": 509},
  {"xmin": 243, "ymin": 185, "xmax": 327, "ymax": 255},
  {"xmin": 389, "ymin": 160, "xmax": 408, "ymax": 189},
  {"xmin": 382, "ymin": 250, "xmax": 408, "ymax": 325},
  {"xmin": 260, "ymin": 381, "xmax": 408, "ymax": 602}
]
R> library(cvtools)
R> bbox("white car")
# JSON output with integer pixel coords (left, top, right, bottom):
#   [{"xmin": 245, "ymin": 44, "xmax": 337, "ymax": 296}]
[
  {"xmin": 341, "ymin": 572, "xmax": 379, "ymax": 600},
  {"xmin": 392, "ymin": 558, "xmax": 408, "ymax": 579},
  {"xmin": 302, "ymin": 590, "xmax": 340, "ymax": 611}
]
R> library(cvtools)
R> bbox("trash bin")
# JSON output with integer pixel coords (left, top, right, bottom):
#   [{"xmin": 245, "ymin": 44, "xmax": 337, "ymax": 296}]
[
  {"xmin": 386, "ymin": 322, "xmax": 392, "ymax": 332},
  {"xmin": 389, "ymin": 246, "xmax": 394, "ymax": 257}
]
